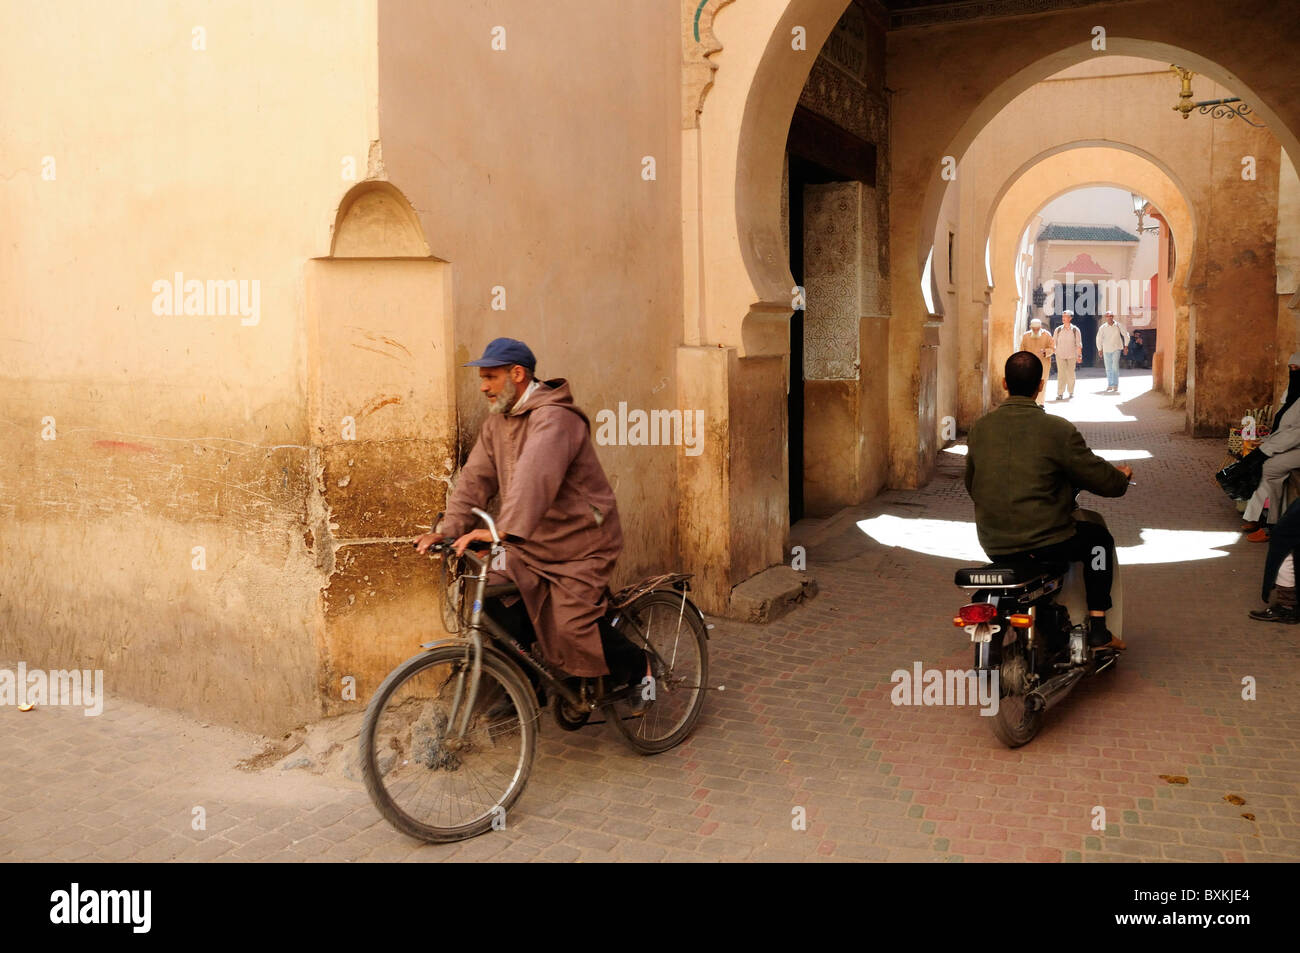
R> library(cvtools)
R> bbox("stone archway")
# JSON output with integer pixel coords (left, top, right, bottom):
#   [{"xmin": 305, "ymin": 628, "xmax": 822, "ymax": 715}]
[
  {"xmin": 712, "ymin": 1, "xmax": 1300, "ymax": 470},
  {"xmin": 681, "ymin": 0, "xmax": 1300, "ymax": 610},
  {"xmin": 930, "ymin": 52, "xmax": 1285, "ymax": 436},
  {"xmin": 904, "ymin": 37, "xmax": 1297, "ymax": 441},
  {"xmin": 304, "ymin": 180, "xmax": 456, "ymax": 712},
  {"xmin": 980, "ymin": 146, "xmax": 1198, "ymax": 416}
]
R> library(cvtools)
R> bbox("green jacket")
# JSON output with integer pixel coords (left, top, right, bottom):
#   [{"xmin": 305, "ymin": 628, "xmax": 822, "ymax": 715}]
[{"xmin": 964, "ymin": 396, "xmax": 1128, "ymax": 556}]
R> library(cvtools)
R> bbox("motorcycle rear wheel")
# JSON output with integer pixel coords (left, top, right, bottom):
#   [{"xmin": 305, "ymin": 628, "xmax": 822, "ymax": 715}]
[{"xmin": 989, "ymin": 642, "xmax": 1043, "ymax": 748}]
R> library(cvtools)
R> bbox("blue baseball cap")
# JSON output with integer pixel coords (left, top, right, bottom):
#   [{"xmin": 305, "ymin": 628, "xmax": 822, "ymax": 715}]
[{"xmin": 465, "ymin": 337, "xmax": 536, "ymax": 371}]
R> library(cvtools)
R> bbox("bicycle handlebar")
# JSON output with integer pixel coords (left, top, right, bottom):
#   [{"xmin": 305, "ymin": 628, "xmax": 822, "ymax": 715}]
[
  {"xmin": 417, "ymin": 539, "xmax": 492, "ymax": 554},
  {"xmin": 470, "ymin": 507, "xmax": 501, "ymax": 545},
  {"xmin": 415, "ymin": 508, "xmax": 500, "ymax": 556}
]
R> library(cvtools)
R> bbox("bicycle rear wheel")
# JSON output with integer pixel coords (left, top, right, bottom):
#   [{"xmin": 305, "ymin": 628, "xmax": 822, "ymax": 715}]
[
  {"xmin": 360, "ymin": 644, "xmax": 537, "ymax": 842},
  {"xmin": 609, "ymin": 591, "xmax": 708, "ymax": 754}
]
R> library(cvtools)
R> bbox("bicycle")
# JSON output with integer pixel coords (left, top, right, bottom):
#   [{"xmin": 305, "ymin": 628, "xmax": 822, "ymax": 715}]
[{"xmin": 359, "ymin": 507, "xmax": 710, "ymax": 843}]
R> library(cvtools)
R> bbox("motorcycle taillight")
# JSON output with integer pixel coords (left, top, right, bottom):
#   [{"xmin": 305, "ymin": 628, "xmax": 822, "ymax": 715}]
[{"xmin": 955, "ymin": 603, "xmax": 997, "ymax": 625}]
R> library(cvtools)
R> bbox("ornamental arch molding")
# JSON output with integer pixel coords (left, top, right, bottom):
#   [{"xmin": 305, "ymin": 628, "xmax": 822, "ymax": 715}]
[
  {"xmin": 328, "ymin": 180, "xmax": 432, "ymax": 259},
  {"xmin": 691, "ymin": 0, "xmax": 853, "ymax": 354}
]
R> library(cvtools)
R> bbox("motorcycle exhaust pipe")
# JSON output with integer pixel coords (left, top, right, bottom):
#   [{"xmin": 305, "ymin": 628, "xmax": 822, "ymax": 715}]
[{"xmin": 1026, "ymin": 669, "xmax": 1085, "ymax": 712}]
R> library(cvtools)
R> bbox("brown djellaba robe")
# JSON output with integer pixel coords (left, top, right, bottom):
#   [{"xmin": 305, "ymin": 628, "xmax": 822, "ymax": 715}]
[{"xmin": 437, "ymin": 379, "xmax": 623, "ymax": 677}]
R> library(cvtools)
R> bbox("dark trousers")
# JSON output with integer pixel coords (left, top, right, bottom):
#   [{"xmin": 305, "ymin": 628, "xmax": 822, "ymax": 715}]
[
  {"xmin": 1002, "ymin": 520, "xmax": 1116, "ymax": 612},
  {"xmin": 485, "ymin": 596, "xmax": 537, "ymax": 649},
  {"xmin": 485, "ymin": 597, "xmax": 643, "ymax": 683}
]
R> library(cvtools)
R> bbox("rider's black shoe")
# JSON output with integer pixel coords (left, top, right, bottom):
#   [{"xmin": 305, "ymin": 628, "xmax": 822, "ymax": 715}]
[
  {"xmin": 522, "ymin": 660, "xmax": 547, "ymax": 706},
  {"xmin": 1248, "ymin": 604, "xmax": 1299, "ymax": 624},
  {"xmin": 1087, "ymin": 617, "xmax": 1120, "ymax": 648},
  {"xmin": 601, "ymin": 652, "xmax": 654, "ymax": 713}
]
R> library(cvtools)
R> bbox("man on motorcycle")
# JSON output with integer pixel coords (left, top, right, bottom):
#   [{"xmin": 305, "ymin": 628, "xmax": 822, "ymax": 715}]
[
  {"xmin": 965, "ymin": 351, "xmax": 1132, "ymax": 648},
  {"xmin": 413, "ymin": 337, "xmax": 646, "ymax": 687}
]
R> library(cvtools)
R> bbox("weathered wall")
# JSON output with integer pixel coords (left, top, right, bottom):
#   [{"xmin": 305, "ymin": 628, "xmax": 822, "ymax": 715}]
[
  {"xmin": 1187, "ymin": 117, "xmax": 1281, "ymax": 433},
  {"xmin": 800, "ymin": 178, "xmax": 891, "ymax": 514},
  {"xmin": 305, "ymin": 250, "xmax": 457, "ymax": 716},
  {"xmin": 1151, "ymin": 211, "xmax": 1180, "ymax": 397},
  {"xmin": 932, "ymin": 171, "xmax": 964, "ymax": 436},
  {"xmin": 676, "ymin": 346, "xmax": 735, "ymax": 611},
  {"xmin": 790, "ymin": 4, "xmax": 893, "ymax": 523},
  {"xmin": 0, "ymin": 0, "xmax": 379, "ymax": 731},
  {"xmin": 1273, "ymin": 153, "xmax": 1300, "ymax": 399},
  {"xmin": 375, "ymin": 0, "xmax": 683, "ymax": 591}
]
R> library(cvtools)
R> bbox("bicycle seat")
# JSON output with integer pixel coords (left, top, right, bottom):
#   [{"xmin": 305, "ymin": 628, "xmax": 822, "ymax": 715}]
[{"xmin": 484, "ymin": 582, "xmax": 519, "ymax": 598}]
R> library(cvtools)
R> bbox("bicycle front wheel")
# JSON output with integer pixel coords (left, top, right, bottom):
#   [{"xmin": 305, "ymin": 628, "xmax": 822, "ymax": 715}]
[
  {"xmin": 609, "ymin": 591, "xmax": 709, "ymax": 754},
  {"xmin": 360, "ymin": 644, "xmax": 537, "ymax": 843}
]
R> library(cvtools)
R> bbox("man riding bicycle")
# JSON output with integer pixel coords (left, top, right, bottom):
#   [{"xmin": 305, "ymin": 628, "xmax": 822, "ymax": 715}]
[
  {"xmin": 965, "ymin": 351, "xmax": 1132, "ymax": 649},
  {"xmin": 414, "ymin": 337, "xmax": 646, "ymax": 688}
]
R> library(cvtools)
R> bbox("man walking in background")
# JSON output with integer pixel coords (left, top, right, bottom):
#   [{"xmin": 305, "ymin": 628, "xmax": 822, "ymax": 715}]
[
  {"xmin": 1052, "ymin": 310, "xmax": 1083, "ymax": 401},
  {"xmin": 1019, "ymin": 317, "xmax": 1054, "ymax": 406},
  {"xmin": 1096, "ymin": 310, "xmax": 1130, "ymax": 393}
]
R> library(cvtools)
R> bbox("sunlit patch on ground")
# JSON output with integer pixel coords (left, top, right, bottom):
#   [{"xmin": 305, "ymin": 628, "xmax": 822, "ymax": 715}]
[
  {"xmin": 942, "ymin": 446, "xmax": 1152, "ymax": 461},
  {"xmin": 857, "ymin": 515, "xmax": 1238, "ymax": 566},
  {"xmin": 1045, "ymin": 371, "xmax": 1150, "ymax": 423}
]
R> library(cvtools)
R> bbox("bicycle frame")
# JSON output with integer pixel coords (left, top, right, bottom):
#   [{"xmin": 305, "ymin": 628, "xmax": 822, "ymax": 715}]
[
  {"xmin": 426, "ymin": 507, "xmax": 697, "ymax": 740},
  {"xmin": 430, "ymin": 507, "xmax": 630, "ymax": 741}
]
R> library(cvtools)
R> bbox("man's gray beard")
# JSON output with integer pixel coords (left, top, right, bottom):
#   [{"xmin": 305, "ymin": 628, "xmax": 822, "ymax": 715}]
[{"xmin": 488, "ymin": 377, "xmax": 519, "ymax": 415}]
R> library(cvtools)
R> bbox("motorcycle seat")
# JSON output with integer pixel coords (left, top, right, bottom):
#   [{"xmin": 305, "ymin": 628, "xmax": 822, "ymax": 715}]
[{"xmin": 954, "ymin": 560, "xmax": 1069, "ymax": 589}]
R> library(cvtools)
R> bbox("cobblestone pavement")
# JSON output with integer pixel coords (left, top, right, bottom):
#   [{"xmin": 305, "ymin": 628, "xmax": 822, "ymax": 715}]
[{"xmin": 3, "ymin": 369, "xmax": 1298, "ymax": 862}]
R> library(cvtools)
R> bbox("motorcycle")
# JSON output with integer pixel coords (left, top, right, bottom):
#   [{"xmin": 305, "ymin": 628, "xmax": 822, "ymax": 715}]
[{"xmin": 952, "ymin": 505, "xmax": 1124, "ymax": 747}]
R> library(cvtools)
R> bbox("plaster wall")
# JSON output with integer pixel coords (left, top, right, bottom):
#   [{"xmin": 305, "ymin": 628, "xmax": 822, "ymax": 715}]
[
  {"xmin": 304, "ymin": 253, "xmax": 457, "ymax": 715},
  {"xmin": 1280, "ymin": 153, "xmax": 1300, "ymax": 297},
  {"xmin": 0, "ymin": 0, "xmax": 379, "ymax": 731},
  {"xmin": 933, "ymin": 172, "xmax": 964, "ymax": 438},
  {"xmin": 1038, "ymin": 242, "xmax": 1137, "ymax": 287},
  {"xmin": 374, "ymin": 0, "xmax": 684, "ymax": 592}
]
